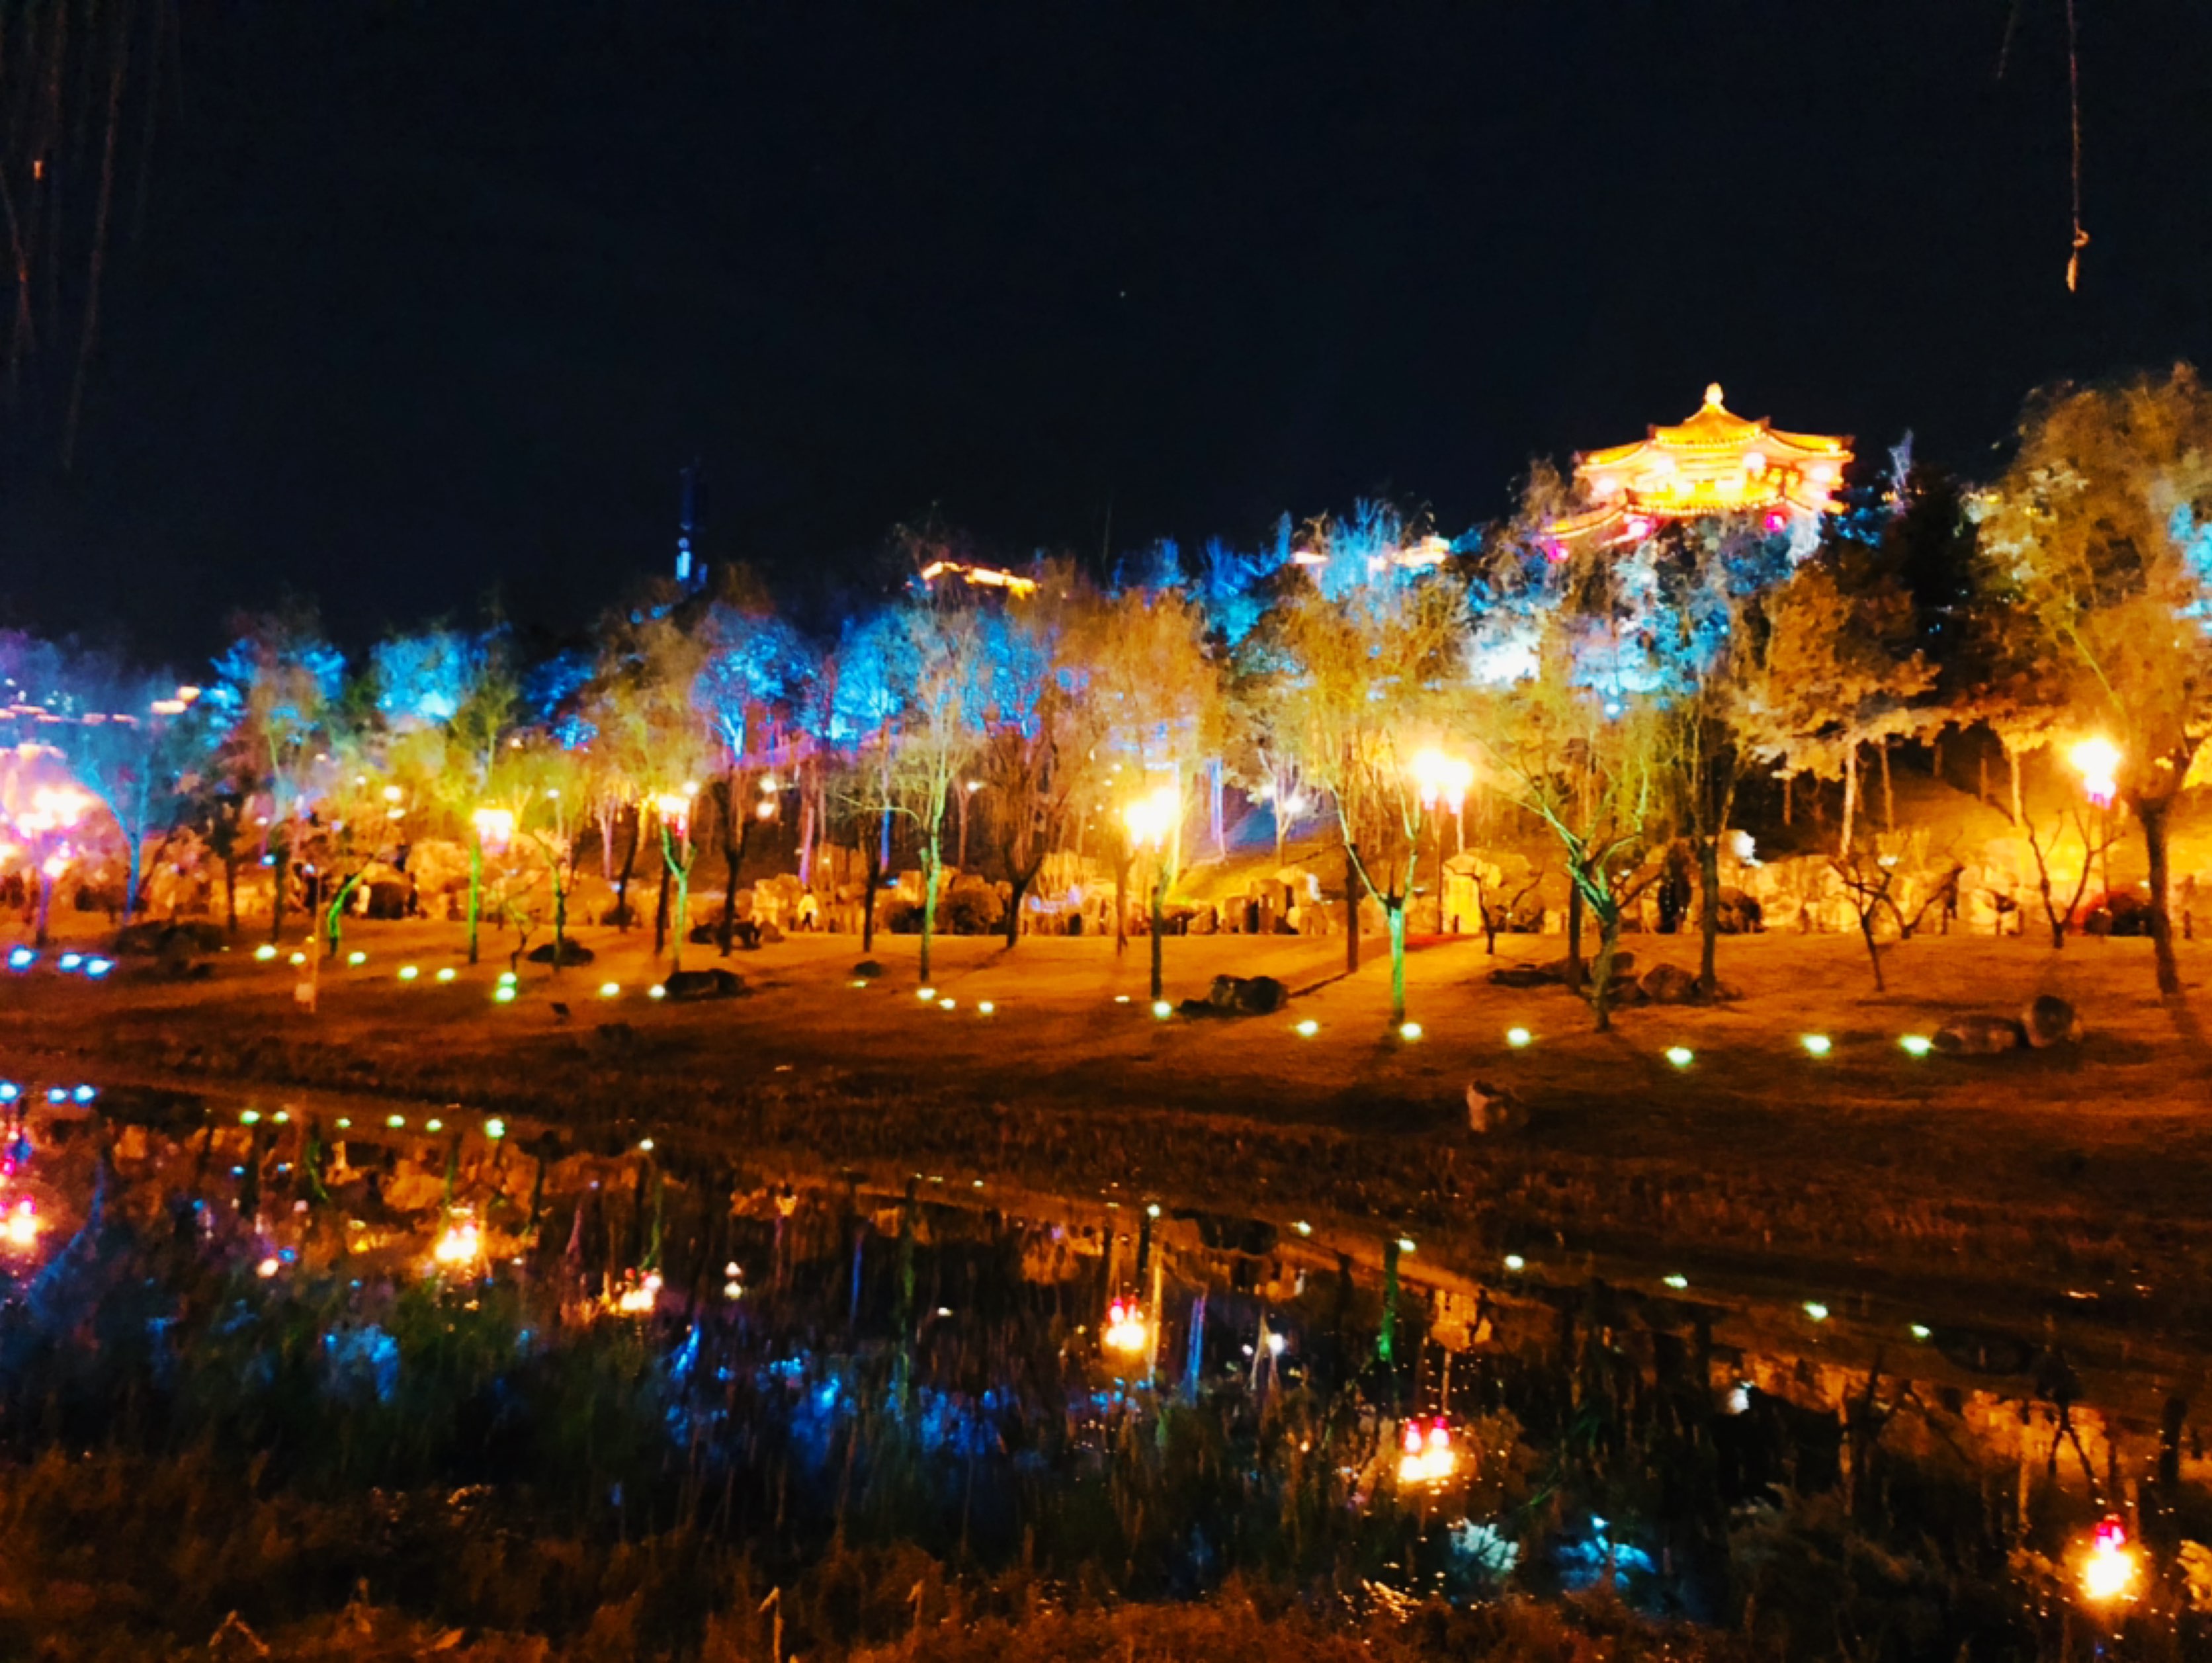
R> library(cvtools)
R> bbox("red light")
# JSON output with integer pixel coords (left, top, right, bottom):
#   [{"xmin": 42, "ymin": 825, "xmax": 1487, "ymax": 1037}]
[
  {"xmin": 1427, "ymin": 1423, "xmax": 1451, "ymax": 1451},
  {"xmin": 1402, "ymin": 1423, "xmax": 1424, "ymax": 1454},
  {"xmin": 1764, "ymin": 511, "xmax": 1785, "ymax": 532},
  {"xmin": 2095, "ymin": 1515, "xmax": 2128, "ymax": 1551},
  {"xmin": 1543, "ymin": 541, "xmax": 1567, "ymax": 564}
]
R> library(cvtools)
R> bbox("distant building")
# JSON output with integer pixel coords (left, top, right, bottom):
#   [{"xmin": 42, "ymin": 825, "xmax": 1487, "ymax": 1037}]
[
  {"xmin": 1548, "ymin": 384, "xmax": 1851, "ymax": 552},
  {"xmin": 914, "ymin": 559, "xmax": 1037, "ymax": 597}
]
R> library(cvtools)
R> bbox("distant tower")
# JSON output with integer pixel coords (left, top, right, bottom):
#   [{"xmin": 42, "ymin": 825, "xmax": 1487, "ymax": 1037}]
[{"xmin": 675, "ymin": 461, "xmax": 705, "ymax": 589}]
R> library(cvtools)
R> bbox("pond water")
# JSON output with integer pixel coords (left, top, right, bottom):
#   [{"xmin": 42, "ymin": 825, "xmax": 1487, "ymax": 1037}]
[{"xmin": 1, "ymin": 1072, "xmax": 2207, "ymax": 1658}]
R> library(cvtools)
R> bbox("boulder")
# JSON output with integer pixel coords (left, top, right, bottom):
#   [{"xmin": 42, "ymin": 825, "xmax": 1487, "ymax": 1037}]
[
  {"xmin": 2022, "ymin": 994, "xmax": 2084, "ymax": 1048},
  {"xmin": 1487, "ymin": 964, "xmax": 1554, "ymax": 989},
  {"xmin": 851, "ymin": 959, "xmax": 885, "ymax": 979},
  {"xmin": 1638, "ymin": 963, "xmax": 1700, "ymax": 1003},
  {"xmin": 1465, "ymin": 1080, "xmax": 1529, "ymax": 1136},
  {"xmin": 1934, "ymin": 1013, "xmax": 2023, "ymax": 1056},
  {"xmin": 1205, "ymin": 974, "xmax": 1288, "ymax": 1015},
  {"xmin": 526, "ymin": 939, "xmax": 595, "ymax": 966},
  {"xmin": 661, "ymin": 968, "xmax": 747, "ymax": 1002},
  {"xmin": 112, "ymin": 919, "xmax": 226, "ymax": 957}
]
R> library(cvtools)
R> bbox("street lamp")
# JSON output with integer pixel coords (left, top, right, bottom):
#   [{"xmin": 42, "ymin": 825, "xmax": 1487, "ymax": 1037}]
[
  {"xmin": 1410, "ymin": 749, "xmax": 1474, "ymax": 931},
  {"xmin": 1123, "ymin": 783, "xmax": 1179, "ymax": 1002},
  {"xmin": 2069, "ymin": 738, "xmax": 2122, "ymax": 911}
]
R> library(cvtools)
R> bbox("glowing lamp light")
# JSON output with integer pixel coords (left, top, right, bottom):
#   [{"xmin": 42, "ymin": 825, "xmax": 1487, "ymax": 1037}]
[
  {"xmin": 1664, "ymin": 1046, "xmax": 1694, "ymax": 1068},
  {"xmin": 1409, "ymin": 749, "xmax": 1474, "ymax": 814},
  {"xmin": 5, "ymin": 947, "xmax": 33, "ymax": 971},
  {"xmin": 253, "ymin": 945, "xmax": 278, "ymax": 962},
  {"xmin": 44, "ymin": 1088, "xmax": 65, "ymax": 1105},
  {"xmin": 72, "ymin": 1084, "xmax": 93, "ymax": 1103},
  {"xmin": 273, "ymin": 1111, "xmax": 290, "ymax": 1124},
  {"xmin": 436, "ymin": 968, "xmax": 457, "ymax": 982},
  {"xmin": 1152, "ymin": 1000, "xmax": 1172, "ymax": 1019},
  {"xmin": 432, "ymin": 1215, "xmax": 482, "ymax": 1268},
  {"xmin": 1664, "ymin": 1274, "xmax": 1689, "ymax": 1290},
  {"xmin": 2070, "ymin": 738, "xmax": 2121, "ymax": 808},
  {"xmin": 1899, "ymin": 1035, "xmax": 1933, "ymax": 1058},
  {"xmin": 615, "ymin": 1273, "xmax": 663, "ymax": 1316},
  {"xmin": 498, "ymin": 970, "xmax": 517, "ymax": 986},
  {"xmin": 1764, "ymin": 511, "xmax": 1787, "ymax": 533},
  {"xmin": 257, "ymin": 1256, "xmax": 281, "ymax": 1278},
  {"xmin": 1803, "ymin": 1301, "xmax": 1830, "ymax": 1322},
  {"xmin": 2080, "ymin": 1516, "xmax": 2141, "ymax": 1606},
  {"xmin": 1910, "ymin": 1324, "xmax": 1932, "ymax": 1341},
  {"xmin": 599, "ymin": 982, "xmax": 620, "ymax": 998},
  {"xmin": 638, "ymin": 1137, "xmax": 654, "ymax": 1152},
  {"xmin": 471, "ymin": 804, "xmax": 516, "ymax": 854},
  {"xmin": 347, "ymin": 951, "xmax": 367, "ymax": 966},
  {"xmin": 84, "ymin": 957, "xmax": 112, "ymax": 978},
  {"xmin": 4, "ymin": 1199, "xmax": 36, "ymax": 1249},
  {"xmin": 1294, "ymin": 1019, "xmax": 1320, "ymax": 1038},
  {"xmin": 386, "ymin": 1113, "xmax": 406, "ymax": 1129},
  {"xmin": 1102, "ymin": 1297, "xmax": 1150, "ymax": 1355},
  {"xmin": 1121, "ymin": 784, "xmax": 1181, "ymax": 849},
  {"xmin": 57, "ymin": 953, "xmax": 81, "ymax": 972},
  {"xmin": 425, "ymin": 1118, "xmax": 443, "ymax": 1132},
  {"xmin": 0, "ymin": 1084, "xmax": 17, "ymax": 1103},
  {"xmin": 239, "ymin": 1109, "xmax": 262, "ymax": 1127},
  {"xmin": 399, "ymin": 966, "xmax": 419, "ymax": 981},
  {"xmin": 1293, "ymin": 1220, "xmax": 1312, "ymax": 1236},
  {"xmin": 939, "ymin": 997, "xmax": 957, "ymax": 1010},
  {"xmin": 917, "ymin": 987, "xmax": 936, "ymax": 1002},
  {"xmin": 493, "ymin": 986, "xmax": 516, "ymax": 1004},
  {"xmin": 647, "ymin": 985, "xmax": 665, "ymax": 1000},
  {"xmin": 1506, "ymin": 1027, "xmax": 1531, "ymax": 1048},
  {"xmin": 485, "ymin": 1117, "xmax": 505, "ymax": 1140},
  {"xmin": 977, "ymin": 1000, "xmax": 995, "ymax": 1015},
  {"xmin": 1397, "ymin": 1418, "xmax": 1459, "ymax": 1486},
  {"xmin": 1398, "ymin": 1022, "xmax": 1423, "ymax": 1041},
  {"xmin": 288, "ymin": 951, "xmax": 306, "ymax": 967},
  {"xmin": 1504, "ymin": 1254, "xmax": 1526, "ymax": 1271},
  {"xmin": 1801, "ymin": 1034, "xmax": 1832, "ymax": 1057}
]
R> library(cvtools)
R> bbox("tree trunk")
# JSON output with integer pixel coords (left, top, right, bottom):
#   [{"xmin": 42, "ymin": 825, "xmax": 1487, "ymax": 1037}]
[
  {"xmin": 796, "ymin": 777, "xmax": 817, "ymax": 888},
  {"xmin": 614, "ymin": 804, "xmax": 640, "ymax": 929},
  {"xmin": 1566, "ymin": 878, "xmax": 1584, "ymax": 992},
  {"xmin": 1148, "ymin": 861, "xmax": 1165, "ymax": 1001},
  {"xmin": 1588, "ymin": 902, "xmax": 1621, "ymax": 1033},
  {"xmin": 1856, "ymin": 904, "xmax": 1887, "ymax": 992},
  {"xmin": 861, "ymin": 853, "xmax": 882, "ymax": 953},
  {"xmin": 466, "ymin": 835, "xmax": 483, "ymax": 964},
  {"xmin": 1878, "ymin": 738, "xmax": 1896, "ymax": 833},
  {"xmin": 1697, "ymin": 833, "xmax": 1723, "ymax": 995},
  {"xmin": 919, "ymin": 834, "xmax": 941, "ymax": 984},
  {"xmin": 2007, "ymin": 744, "xmax": 2024, "ymax": 828},
  {"xmin": 1782, "ymin": 772, "xmax": 1792, "ymax": 828},
  {"xmin": 653, "ymin": 845, "xmax": 672, "ymax": 957},
  {"xmin": 269, "ymin": 838, "xmax": 289, "ymax": 946},
  {"xmin": 1113, "ymin": 844, "xmax": 1131, "ymax": 957},
  {"xmin": 1386, "ymin": 900, "xmax": 1406, "ymax": 1026},
  {"xmin": 954, "ymin": 788, "xmax": 970, "ymax": 873},
  {"xmin": 1004, "ymin": 866, "xmax": 1033, "ymax": 949},
  {"xmin": 1343, "ymin": 842, "xmax": 1360, "ymax": 974},
  {"xmin": 1209, "ymin": 758, "xmax": 1225, "ymax": 861},
  {"xmin": 1840, "ymin": 746, "xmax": 1859, "ymax": 857},
  {"xmin": 2141, "ymin": 794, "xmax": 2182, "ymax": 997},
  {"xmin": 223, "ymin": 852, "xmax": 239, "ymax": 936}
]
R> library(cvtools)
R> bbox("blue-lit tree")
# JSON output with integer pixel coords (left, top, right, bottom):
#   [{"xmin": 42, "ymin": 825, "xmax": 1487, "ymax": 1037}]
[
  {"xmin": 691, "ymin": 593, "xmax": 814, "ymax": 952},
  {"xmin": 204, "ymin": 612, "xmax": 347, "ymax": 946}
]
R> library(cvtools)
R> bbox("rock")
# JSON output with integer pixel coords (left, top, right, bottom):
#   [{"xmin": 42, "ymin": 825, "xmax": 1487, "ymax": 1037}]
[
  {"xmin": 1487, "ymin": 964, "xmax": 1554, "ymax": 989},
  {"xmin": 1205, "ymin": 974, "xmax": 1287, "ymax": 1015},
  {"xmin": 112, "ymin": 919, "xmax": 226, "ymax": 957},
  {"xmin": 525, "ymin": 939, "xmax": 595, "ymax": 966},
  {"xmin": 662, "ymin": 968, "xmax": 746, "ymax": 1002},
  {"xmin": 851, "ymin": 960, "xmax": 885, "ymax": 979},
  {"xmin": 1638, "ymin": 963, "xmax": 1700, "ymax": 1003},
  {"xmin": 1934, "ymin": 1013, "xmax": 2024, "ymax": 1056},
  {"xmin": 2022, "ymin": 994, "xmax": 2083, "ymax": 1048},
  {"xmin": 1466, "ymin": 1080, "xmax": 1529, "ymax": 1136}
]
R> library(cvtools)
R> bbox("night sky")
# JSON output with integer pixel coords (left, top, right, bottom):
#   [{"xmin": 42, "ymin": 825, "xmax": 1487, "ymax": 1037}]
[{"xmin": 6, "ymin": 1, "xmax": 2210, "ymax": 662}]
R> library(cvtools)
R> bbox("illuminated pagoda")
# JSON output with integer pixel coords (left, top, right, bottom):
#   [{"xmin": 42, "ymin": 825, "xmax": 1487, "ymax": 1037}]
[{"xmin": 1547, "ymin": 383, "xmax": 1851, "ymax": 551}]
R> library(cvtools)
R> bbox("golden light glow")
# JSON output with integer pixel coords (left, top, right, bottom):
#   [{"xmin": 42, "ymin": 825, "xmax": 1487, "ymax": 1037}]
[
  {"xmin": 1410, "ymin": 749, "xmax": 1474, "ymax": 813},
  {"xmin": 1122, "ymin": 783, "xmax": 1180, "ymax": 849},
  {"xmin": 915, "ymin": 558, "xmax": 1038, "ymax": 596},
  {"xmin": 2079, "ymin": 1517, "xmax": 2140, "ymax": 1605},
  {"xmin": 1397, "ymin": 1418, "xmax": 1459, "ymax": 1486},
  {"xmin": 471, "ymin": 805, "xmax": 515, "ymax": 853},
  {"xmin": 3, "ymin": 1200, "xmax": 36, "ymax": 1249},
  {"xmin": 1102, "ymin": 1297, "xmax": 1150, "ymax": 1356},
  {"xmin": 1550, "ymin": 384, "xmax": 1852, "ymax": 549},
  {"xmin": 432, "ymin": 1213, "xmax": 482, "ymax": 1268},
  {"xmin": 2070, "ymin": 738, "xmax": 2121, "ymax": 807}
]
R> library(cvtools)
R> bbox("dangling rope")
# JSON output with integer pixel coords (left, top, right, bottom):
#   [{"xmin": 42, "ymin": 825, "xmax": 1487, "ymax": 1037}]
[{"xmin": 2065, "ymin": 0, "xmax": 2089, "ymax": 292}]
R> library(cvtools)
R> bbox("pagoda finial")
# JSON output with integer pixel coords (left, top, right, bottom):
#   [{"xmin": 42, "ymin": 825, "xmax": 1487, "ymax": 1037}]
[{"xmin": 1703, "ymin": 382, "xmax": 1726, "ymax": 408}]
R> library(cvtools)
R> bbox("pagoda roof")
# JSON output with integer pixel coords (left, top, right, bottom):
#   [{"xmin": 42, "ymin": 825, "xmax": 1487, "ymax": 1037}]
[{"xmin": 1578, "ymin": 384, "xmax": 1849, "ymax": 471}]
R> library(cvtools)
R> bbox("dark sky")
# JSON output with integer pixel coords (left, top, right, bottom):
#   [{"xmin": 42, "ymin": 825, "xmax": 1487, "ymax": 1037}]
[{"xmin": 7, "ymin": 1, "xmax": 2211, "ymax": 663}]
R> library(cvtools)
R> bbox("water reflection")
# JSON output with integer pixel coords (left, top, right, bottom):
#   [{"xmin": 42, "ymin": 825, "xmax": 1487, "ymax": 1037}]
[{"xmin": 0, "ymin": 1077, "xmax": 2206, "ymax": 1656}]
